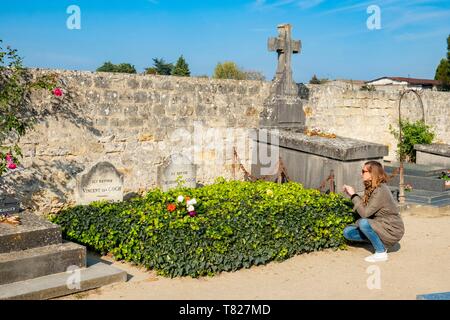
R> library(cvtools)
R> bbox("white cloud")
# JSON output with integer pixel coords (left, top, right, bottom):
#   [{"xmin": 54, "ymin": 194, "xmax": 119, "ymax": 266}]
[{"xmin": 298, "ymin": 0, "xmax": 325, "ymax": 10}]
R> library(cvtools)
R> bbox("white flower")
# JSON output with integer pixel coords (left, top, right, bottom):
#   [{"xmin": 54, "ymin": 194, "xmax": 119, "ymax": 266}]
[
  {"xmin": 187, "ymin": 198, "xmax": 197, "ymax": 206},
  {"xmin": 177, "ymin": 195, "xmax": 184, "ymax": 203},
  {"xmin": 187, "ymin": 205, "xmax": 195, "ymax": 212}
]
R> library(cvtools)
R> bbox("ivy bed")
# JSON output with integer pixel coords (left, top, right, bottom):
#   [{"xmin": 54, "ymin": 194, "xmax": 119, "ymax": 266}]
[{"xmin": 50, "ymin": 179, "xmax": 356, "ymax": 278}]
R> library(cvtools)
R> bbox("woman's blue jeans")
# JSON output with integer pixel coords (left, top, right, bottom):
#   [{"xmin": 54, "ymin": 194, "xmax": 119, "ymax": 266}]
[{"xmin": 343, "ymin": 219, "xmax": 386, "ymax": 253}]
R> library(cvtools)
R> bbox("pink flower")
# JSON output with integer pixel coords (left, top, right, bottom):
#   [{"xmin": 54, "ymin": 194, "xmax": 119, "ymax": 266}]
[
  {"xmin": 52, "ymin": 87, "xmax": 63, "ymax": 97},
  {"xmin": 7, "ymin": 162, "xmax": 17, "ymax": 170},
  {"xmin": 5, "ymin": 154, "xmax": 12, "ymax": 162},
  {"xmin": 189, "ymin": 211, "xmax": 197, "ymax": 217}
]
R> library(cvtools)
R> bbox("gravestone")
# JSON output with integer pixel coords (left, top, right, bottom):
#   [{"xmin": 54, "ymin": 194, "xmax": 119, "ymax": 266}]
[
  {"xmin": 261, "ymin": 24, "xmax": 305, "ymax": 128},
  {"xmin": 157, "ymin": 154, "xmax": 197, "ymax": 192},
  {"xmin": 76, "ymin": 162, "xmax": 124, "ymax": 205},
  {"xmin": 0, "ymin": 195, "xmax": 20, "ymax": 216}
]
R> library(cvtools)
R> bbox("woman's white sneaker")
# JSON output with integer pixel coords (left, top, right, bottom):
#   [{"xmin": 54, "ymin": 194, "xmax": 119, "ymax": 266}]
[{"xmin": 365, "ymin": 251, "xmax": 388, "ymax": 263}]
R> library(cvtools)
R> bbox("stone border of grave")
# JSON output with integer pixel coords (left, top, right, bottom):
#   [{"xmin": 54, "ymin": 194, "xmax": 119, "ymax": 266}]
[{"xmin": 415, "ymin": 144, "xmax": 450, "ymax": 169}]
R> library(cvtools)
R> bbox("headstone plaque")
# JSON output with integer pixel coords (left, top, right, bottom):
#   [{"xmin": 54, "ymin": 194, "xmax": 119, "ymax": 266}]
[
  {"xmin": 157, "ymin": 154, "xmax": 197, "ymax": 192},
  {"xmin": 76, "ymin": 162, "xmax": 124, "ymax": 205},
  {"xmin": 0, "ymin": 195, "xmax": 20, "ymax": 216}
]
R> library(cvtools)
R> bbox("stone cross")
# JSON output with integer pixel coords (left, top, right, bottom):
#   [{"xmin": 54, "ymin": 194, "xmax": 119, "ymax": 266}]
[{"xmin": 268, "ymin": 24, "xmax": 301, "ymax": 95}]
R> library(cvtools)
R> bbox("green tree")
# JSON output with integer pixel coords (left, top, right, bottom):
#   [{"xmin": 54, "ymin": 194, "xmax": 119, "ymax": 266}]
[
  {"xmin": 309, "ymin": 74, "xmax": 321, "ymax": 84},
  {"xmin": 172, "ymin": 55, "xmax": 190, "ymax": 77},
  {"xmin": 152, "ymin": 58, "xmax": 173, "ymax": 76},
  {"xmin": 213, "ymin": 61, "xmax": 246, "ymax": 80},
  {"xmin": 96, "ymin": 61, "xmax": 136, "ymax": 74},
  {"xmin": 309, "ymin": 74, "xmax": 328, "ymax": 84},
  {"xmin": 434, "ymin": 35, "xmax": 450, "ymax": 91}
]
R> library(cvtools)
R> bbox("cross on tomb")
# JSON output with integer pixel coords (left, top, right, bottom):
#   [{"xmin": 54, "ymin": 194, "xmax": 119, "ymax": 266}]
[{"xmin": 268, "ymin": 24, "xmax": 301, "ymax": 95}]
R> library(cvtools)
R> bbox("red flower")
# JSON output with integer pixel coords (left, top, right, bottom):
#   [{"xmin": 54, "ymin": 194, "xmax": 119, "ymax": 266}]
[
  {"xmin": 167, "ymin": 203, "xmax": 176, "ymax": 212},
  {"xmin": 7, "ymin": 162, "xmax": 17, "ymax": 170},
  {"xmin": 52, "ymin": 87, "xmax": 63, "ymax": 97}
]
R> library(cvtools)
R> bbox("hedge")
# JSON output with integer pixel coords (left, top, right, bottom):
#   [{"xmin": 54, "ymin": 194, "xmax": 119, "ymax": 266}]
[{"xmin": 50, "ymin": 179, "xmax": 356, "ymax": 278}]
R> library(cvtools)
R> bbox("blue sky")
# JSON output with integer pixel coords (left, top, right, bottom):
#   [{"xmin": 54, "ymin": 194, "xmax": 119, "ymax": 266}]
[{"xmin": 0, "ymin": 0, "xmax": 449, "ymax": 82}]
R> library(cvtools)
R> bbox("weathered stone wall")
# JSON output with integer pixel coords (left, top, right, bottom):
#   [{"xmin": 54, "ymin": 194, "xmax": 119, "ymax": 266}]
[
  {"xmin": 304, "ymin": 81, "xmax": 450, "ymax": 162},
  {"xmin": 1, "ymin": 69, "xmax": 270, "ymax": 213},
  {"xmin": 2, "ymin": 70, "xmax": 449, "ymax": 214}
]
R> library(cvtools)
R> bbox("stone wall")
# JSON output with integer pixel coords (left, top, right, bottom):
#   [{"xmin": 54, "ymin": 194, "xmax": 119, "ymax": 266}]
[
  {"xmin": 304, "ymin": 81, "xmax": 450, "ymax": 162},
  {"xmin": 2, "ymin": 70, "xmax": 449, "ymax": 214},
  {"xmin": 1, "ymin": 69, "xmax": 271, "ymax": 213}
]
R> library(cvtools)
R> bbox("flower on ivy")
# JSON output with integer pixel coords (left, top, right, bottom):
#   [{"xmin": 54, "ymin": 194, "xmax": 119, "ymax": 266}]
[
  {"xmin": 187, "ymin": 198, "xmax": 197, "ymax": 206},
  {"xmin": 266, "ymin": 189, "xmax": 273, "ymax": 196},
  {"xmin": 167, "ymin": 203, "xmax": 176, "ymax": 212},
  {"xmin": 187, "ymin": 205, "xmax": 195, "ymax": 212},
  {"xmin": 189, "ymin": 211, "xmax": 197, "ymax": 217},
  {"xmin": 52, "ymin": 87, "xmax": 63, "ymax": 97},
  {"xmin": 177, "ymin": 195, "xmax": 184, "ymax": 203}
]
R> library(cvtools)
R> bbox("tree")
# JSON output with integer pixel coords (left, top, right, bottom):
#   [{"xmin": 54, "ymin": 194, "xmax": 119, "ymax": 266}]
[
  {"xmin": 213, "ymin": 61, "xmax": 246, "ymax": 80},
  {"xmin": 172, "ymin": 55, "xmax": 190, "ymax": 77},
  {"xmin": 309, "ymin": 74, "xmax": 328, "ymax": 84},
  {"xmin": 96, "ymin": 61, "xmax": 136, "ymax": 74},
  {"xmin": 434, "ymin": 34, "xmax": 450, "ymax": 91},
  {"xmin": 152, "ymin": 58, "xmax": 173, "ymax": 76},
  {"xmin": 309, "ymin": 74, "xmax": 321, "ymax": 84}
]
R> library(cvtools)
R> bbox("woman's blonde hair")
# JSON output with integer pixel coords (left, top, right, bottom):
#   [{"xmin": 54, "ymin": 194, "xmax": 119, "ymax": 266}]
[{"xmin": 363, "ymin": 161, "xmax": 389, "ymax": 204}]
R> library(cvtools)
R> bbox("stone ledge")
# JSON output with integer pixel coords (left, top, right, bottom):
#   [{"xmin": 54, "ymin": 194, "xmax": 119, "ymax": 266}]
[
  {"xmin": 0, "ymin": 262, "xmax": 127, "ymax": 300},
  {"xmin": 0, "ymin": 242, "xmax": 86, "ymax": 285},
  {"xmin": 254, "ymin": 128, "xmax": 388, "ymax": 161},
  {"xmin": 0, "ymin": 212, "xmax": 62, "ymax": 254},
  {"xmin": 414, "ymin": 143, "xmax": 450, "ymax": 157}
]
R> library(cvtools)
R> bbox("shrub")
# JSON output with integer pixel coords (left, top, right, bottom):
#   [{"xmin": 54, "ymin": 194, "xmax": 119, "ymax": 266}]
[
  {"xmin": 96, "ymin": 61, "xmax": 137, "ymax": 74},
  {"xmin": 360, "ymin": 84, "xmax": 376, "ymax": 91},
  {"xmin": 213, "ymin": 62, "xmax": 246, "ymax": 80},
  {"xmin": 50, "ymin": 179, "xmax": 355, "ymax": 278},
  {"xmin": 389, "ymin": 120, "xmax": 435, "ymax": 162}
]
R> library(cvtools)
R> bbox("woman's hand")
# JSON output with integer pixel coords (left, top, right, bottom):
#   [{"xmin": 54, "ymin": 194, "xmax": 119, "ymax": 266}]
[{"xmin": 343, "ymin": 184, "xmax": 355, "ymax": 197}]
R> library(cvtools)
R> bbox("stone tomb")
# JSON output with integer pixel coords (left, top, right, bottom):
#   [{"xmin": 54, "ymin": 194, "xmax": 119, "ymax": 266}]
[
  {"xmin": 415, "ymin": 143, "xmax": 450, "ymax": 169},
  {"xmin": 76, "ymin": 162, "xmax": 124, "ymax": 205},
  {"xmin": 0, "ymin": 195, "xmax": 20, "ymax": 216},
  {"xmin": 157, "ymin": 154, "xmax": 197, "ymax": 192},
  {"xmin": 0, "ymin": 211, "xmax": 127, "ymax": 300},
  {"xmin": 252, "ymin": 128, "xmax": 389, "ymax": 193}
]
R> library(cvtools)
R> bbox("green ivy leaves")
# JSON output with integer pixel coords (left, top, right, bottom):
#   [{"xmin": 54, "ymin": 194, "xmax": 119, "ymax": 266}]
[{"xmin": 51, "ymin": 180, "xmax": 355, "ymax": 278}]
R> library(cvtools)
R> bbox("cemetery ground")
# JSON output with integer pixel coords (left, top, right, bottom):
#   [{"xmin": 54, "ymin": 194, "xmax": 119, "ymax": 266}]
[{"xmin": 56, "ymin": 205, "xmax": 450, "ymax": 300}]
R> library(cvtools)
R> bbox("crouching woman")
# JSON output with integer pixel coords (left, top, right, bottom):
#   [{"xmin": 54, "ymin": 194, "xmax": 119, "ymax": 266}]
[{"xmin": 343, "ymin": 161, "xmax": 405, "ymax": 263}]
